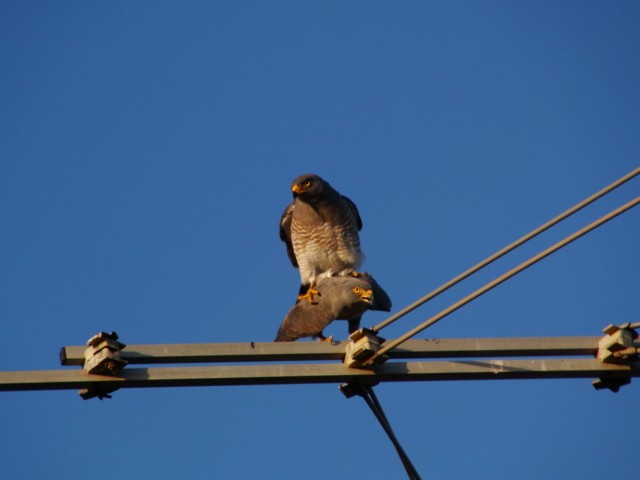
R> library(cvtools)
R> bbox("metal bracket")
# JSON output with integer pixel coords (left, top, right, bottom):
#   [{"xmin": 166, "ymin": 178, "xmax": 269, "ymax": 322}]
[
  {"xmin": 338, "ymin": 381, "xmax": 380, "ymax": 399},
  {"xmin": 344, "ymin": 328, "xmax": 386, "ymax": 369},
  {"xmin": 78, "ymin": 386, "xmax": 120, "ymax": 400},
  {"xmin": 596, "ymin": 322, "xmax": 639, "ymax": 364},
  {"xmin": 591, "ymin": 377, "xmax": 631, "ymax": 393},
  {"xmin": 80, "ymin": 332, "xmax": 127, "ymax": 400},
  {"xmin": 593, "ymin": 322, "xmax": 639, "ymax": 392}
]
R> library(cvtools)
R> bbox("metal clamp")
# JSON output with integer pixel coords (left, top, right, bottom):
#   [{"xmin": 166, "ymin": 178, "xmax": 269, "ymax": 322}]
[
  {"xmin": 338, "ymin": 381, "xmax": 380, "ymax": 399},
  {"xmin": 79, "ymin": 331, "xmax": 128, "ymax": 400},
  {"xmin": 344, "ymin": 328, "xmax": 386, "ymax": 368},
  {"xmin": 593, "ymin": 322, "xmax": 639, "ymax": 393},
  {"xmin": 591, "ymin": 377, "xmax": 631, "ymax": 393},
  {"xmin": 596, "ymin": 322, "xmax": 639, "ymax": 365}
]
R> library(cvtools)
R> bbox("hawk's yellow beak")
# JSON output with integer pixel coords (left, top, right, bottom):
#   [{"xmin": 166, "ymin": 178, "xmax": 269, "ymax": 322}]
[
  {"xmin": 360, "ymin": 289, "xmax": 374, "ymax": 305},
  {"xmin": 292, "ymin": 184, "xmax": 302, "ymax": 194}
]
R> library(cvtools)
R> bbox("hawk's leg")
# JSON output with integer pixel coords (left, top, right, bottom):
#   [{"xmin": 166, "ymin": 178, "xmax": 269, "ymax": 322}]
[
  {"xmin": 297, "ymin": 283, "xmax": 320, "ymax": 304},
  {"xmin": 348, "ymin": 319, "xmax": 360, "ymax": 334},
  {"xmin": 315, "ymin": 332, "xmax": 335, "ymax": 345}
]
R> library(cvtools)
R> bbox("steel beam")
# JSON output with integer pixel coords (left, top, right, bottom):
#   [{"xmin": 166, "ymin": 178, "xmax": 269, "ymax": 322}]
[
  {"xmin": 59, "ymin": 336, "xmax": 600, "ymax": 366},
  {"xmin": 2, "ymin": 358, "xmax": 638, "ymax": 392}
]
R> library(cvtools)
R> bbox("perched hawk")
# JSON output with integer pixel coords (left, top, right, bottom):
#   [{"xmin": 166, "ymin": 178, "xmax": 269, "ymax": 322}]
[
  {"xmin": 279, "ymin": 173, "xmax": 363, "ymax": 303},
  {"xmin": 274, "ymin": 272, "xmax": 391, "ymax": 342}
]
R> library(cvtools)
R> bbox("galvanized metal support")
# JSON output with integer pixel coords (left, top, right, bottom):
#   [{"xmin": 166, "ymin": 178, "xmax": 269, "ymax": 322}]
[
  {"xmin": 1, "ymin": 358, "xmax": 638, "ymax": 392},
  {"xmin": 0, "ymin": 333, "xmax": 637, "ymax": 398},
  {"xmin": 77, "ymin": 331, "xmax": 127, "ymax": 399},
  {"xmin": 593, "ymin": 322, "xmax": 640, "ymax": 392},
  {"xmin": 59, "ymin": 336, "xmax": 601, "ymax": 366},
  {"xmin": 82, "ymin": 332, "xmax": 127, "ymax": 374},
  {"xmin": 344, "ymin": 328, "xmax": 386, "ymax": 368},
  {"xmin": 597, "ymin": 322, "xmax": 640, "ymax": 364}
]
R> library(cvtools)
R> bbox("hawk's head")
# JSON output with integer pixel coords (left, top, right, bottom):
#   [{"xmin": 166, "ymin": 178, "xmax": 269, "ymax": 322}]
[
  {"xmin": 291, "ymin": 173, "xmax": 328, "ymax": 199},
  {"xmin": 351, "ymin": 286, "xmax": 374, "ymax": 306}
]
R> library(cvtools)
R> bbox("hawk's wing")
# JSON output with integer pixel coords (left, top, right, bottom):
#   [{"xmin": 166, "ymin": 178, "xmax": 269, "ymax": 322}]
[
  {"xmin": 279, "ymin": 203, "xmax": 298, "ymax": 268},
  {"xmin": 274, "ymin": 301, "xmax": 333, "ymax": 341},
  {"xmin": 341, "ymin": 195, "xmax": 363, "ymax": 231}
]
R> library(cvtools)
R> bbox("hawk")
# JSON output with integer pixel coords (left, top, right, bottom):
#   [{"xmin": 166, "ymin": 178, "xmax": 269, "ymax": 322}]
[
  {"xmin": 274, "ymin": 272, "xmax": 391, "ymax": 342},
  {"xmin": 279, "ymin": 173, "xmax": 363, "ymax": 303}
]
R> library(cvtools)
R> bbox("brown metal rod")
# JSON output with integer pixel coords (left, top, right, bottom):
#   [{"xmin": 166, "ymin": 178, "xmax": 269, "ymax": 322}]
[
  {"xmin": 372, "ymin": 167, "xmax": 640, "ymax": 333},
  {"xmin": 367, "ymin": 196, "xmax": 640, "ymax": 365}
]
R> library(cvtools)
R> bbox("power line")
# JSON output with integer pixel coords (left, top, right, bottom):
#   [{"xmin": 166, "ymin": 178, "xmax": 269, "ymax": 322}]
[
  {"xmin": 342, "ymin": 384, "xmax": 422, "ymax": 479},
  {"xmin": 366, "ymin": 196, "xmax": 640, "ymax": 365},
  {"xmin": 371, "ymin": 167, "xmax": 640, "ymax": 334}
]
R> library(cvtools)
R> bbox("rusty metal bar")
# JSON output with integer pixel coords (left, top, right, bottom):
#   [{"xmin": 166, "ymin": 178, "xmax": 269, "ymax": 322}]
[
  {"xmin": 372, "ymin": 167, "xmax": 640, "ymax": 334},
  {"xmin": 1, "ymin": 359, "xmax": 638, "ymax": 392},
  {"xmin": 59, "ymin": 336, "xmax": 600, "ymax": 366},
  {"xmin": 367, "ymin": 196, "xmax": 640, "ymax": 365}
]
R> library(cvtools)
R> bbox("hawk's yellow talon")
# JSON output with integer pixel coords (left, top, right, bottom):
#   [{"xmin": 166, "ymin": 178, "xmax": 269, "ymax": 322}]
[
  {"xmin": 317, "ymin": 334, "xmax": 335, "ymax": 345},
  {"xmin": 297, "ymin": 288, "xmax": 320, "ymax": 304}
]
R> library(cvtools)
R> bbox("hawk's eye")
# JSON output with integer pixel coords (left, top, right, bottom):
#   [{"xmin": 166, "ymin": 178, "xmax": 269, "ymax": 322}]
[
  {"xmin": 303, "ymin": 180, "xmax": 312, "ymax": 187},
  {"xmin": 352, "ymin": 287, "xmax": 362, "ymax": 294}
]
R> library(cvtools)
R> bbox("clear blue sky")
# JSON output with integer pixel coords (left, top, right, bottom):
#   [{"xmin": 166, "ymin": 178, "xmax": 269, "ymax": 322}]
[{"xmin": 1, "ymin": 2, "xmax": 638, "ymax": 479}]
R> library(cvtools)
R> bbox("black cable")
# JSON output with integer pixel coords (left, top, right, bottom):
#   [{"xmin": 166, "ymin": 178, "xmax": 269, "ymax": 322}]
[{"xmin": 352, "ymin": 384, "xmax": 422, "ymax": 480}]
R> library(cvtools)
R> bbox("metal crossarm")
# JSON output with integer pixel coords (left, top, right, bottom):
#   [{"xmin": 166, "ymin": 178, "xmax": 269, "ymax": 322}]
[
  {"xmin": 1, "ymin": 358, "xmax": 638, "ymax": 392},
  {"xmin": 59, "ymin": 336, "xmax": 600, "ymax": 366},
  {"xmin": 0, "ymin": 334, "xmax": 635, "ymax": 395}
]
